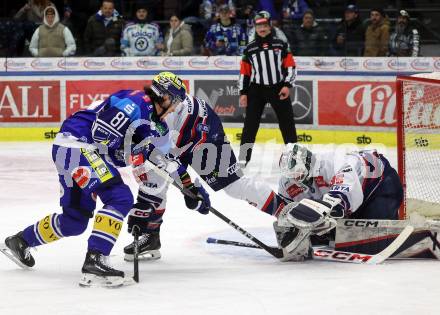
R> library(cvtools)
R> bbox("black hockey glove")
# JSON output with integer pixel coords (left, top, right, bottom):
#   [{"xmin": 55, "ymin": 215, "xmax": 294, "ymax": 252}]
[
  {"xmin": 127, "ymin": 202, "xmax": 155, "ymax": 235},
  {"xmin": 182, "ymin": 177, "xmax": 211, "ymax": 215}
]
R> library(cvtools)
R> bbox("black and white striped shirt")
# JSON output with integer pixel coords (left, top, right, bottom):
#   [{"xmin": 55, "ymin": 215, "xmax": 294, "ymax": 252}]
[{"xmin": 239, "ymin": 34, "xmax": 296, "ymax": 94}]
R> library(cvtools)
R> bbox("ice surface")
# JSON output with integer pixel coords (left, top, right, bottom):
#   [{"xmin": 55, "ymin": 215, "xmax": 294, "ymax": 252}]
[{"xmin": 0, "ymin": 142, "xmax": 439, "ymax": 315}]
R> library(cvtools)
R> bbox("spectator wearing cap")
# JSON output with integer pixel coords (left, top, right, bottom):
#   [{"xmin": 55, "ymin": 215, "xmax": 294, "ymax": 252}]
[
  {"xmin": 121, "ymin": 4, "xmax": 163, "ymax": 56},
  {"xmin": 389, "ymin": 10, "xmax": 420, "ymax": 57},
  {"xmin": 288, "ymin": 9, "xmax": 329, "ymax": 56},
  {"xmin": 238, "ymin": 11, "xmax": 297, "ymax": 167},
  {"xmin": 332, "ymin": 4, "xmax": 365, "ymax": 56},
  {"xmin": 29, "ymin": 6, "xmax": 76, "ymax": 57},
  {"xmin": 282, "ymin": 0, "xmax": 310, "ymax": 24},
  {"xmin": 161, "ymin": 14, "xmax": 194, "ymax": 56},
  {"xmin": 84, "ymin": 0, "xmax": 125, "ymax": 56},
  {"xmin": 203, "ymin": 4, "xmax": 247, "ymax": 56},
  {"xmin": 364, "ymin": 8, "xmax": 390, "ymax": 57}
]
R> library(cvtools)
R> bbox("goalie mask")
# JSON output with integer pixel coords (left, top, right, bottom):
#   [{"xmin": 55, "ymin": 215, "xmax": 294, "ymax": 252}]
[
  {"xmin": 151, "ymin": 72, "xmax": 187, "ymax": 105},
  {"xmin": 279, "ymin": 143, "xmax": 315, "ymax": 185}
]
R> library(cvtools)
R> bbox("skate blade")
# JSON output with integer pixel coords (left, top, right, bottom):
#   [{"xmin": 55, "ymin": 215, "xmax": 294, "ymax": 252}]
[
  {"xmin": 79, "ymin": 273, "xmax": 131, "ymax": 288},
  {"xmin": 124, "ymin": 250, "xmax": 161, "ymax": 262},
  {"xmin": 0, "ymin": 243, "xmax": 31, "ymax": 270}
]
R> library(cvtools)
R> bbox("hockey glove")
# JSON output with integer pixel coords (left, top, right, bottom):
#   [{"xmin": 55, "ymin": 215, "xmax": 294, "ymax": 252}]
[
  {"xmin": 127, "ymin": 203, "xmax": 155, "ymax": 235},
  {"xmin": 182, "ymin": 176, "xmax": 211, "ymax": 215}
]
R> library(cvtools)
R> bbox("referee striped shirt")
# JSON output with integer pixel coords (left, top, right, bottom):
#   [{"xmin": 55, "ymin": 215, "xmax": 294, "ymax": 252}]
[{"xmin": 239, "ymin": 35, "xmax": 296, "ymax": 94}]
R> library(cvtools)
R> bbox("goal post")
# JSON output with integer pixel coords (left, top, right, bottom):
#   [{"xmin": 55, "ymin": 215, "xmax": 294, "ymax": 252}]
[{"xmin": 396, "ymin": 73, "xmax": 440, "ymax": 219}]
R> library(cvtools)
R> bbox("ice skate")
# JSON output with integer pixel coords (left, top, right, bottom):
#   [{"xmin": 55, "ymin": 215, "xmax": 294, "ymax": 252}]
[
  {"xmin": 79, "ymin": 250, "xmax": 125, "ymax": 288},
  {"xmin": 124, "ymin": 232, "xmax": 161, "ymax": 261},
  {"xmin": 0, "ymin": 232, "xmax": 35, "ymax": 269}
]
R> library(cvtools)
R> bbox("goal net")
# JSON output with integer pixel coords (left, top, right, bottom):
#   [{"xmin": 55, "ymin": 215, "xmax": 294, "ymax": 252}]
[{"xmin": 397, "ymin": 73, "xmax": 440, "ymax": 219}]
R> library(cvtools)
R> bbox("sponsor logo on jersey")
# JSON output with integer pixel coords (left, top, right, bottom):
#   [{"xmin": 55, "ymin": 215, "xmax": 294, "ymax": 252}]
[
  {"xmin": 227, "ymin": 162, "xmax": 240, "ymax": 176},
  {"xmin": 30, "ymin": 59, "xmax": 55, "ymax": 70},
  {"xmin": 330, "ymin": 174, "xmax": 344, "ymax": 185},
  {"xmin": 330, "ymin": 185, "xmax": 349, "ymax": 192},
  {"xmin": 83, "ymin": 59, "xmax": 106, "ymax": 69},
  {"xmin": 72, "ymin": 166, "xmax": 92, "ymax": 189},
  {"xmin": 315, "ymin": 176, "xmax": 329, "ymax": 188},
  {"xmin": 196, "ymin": 123, "xmax": 210, "ymax": 133},
  {"xmin": 286, "ymin": 184, "xmax": 304, "ymax": 198}
]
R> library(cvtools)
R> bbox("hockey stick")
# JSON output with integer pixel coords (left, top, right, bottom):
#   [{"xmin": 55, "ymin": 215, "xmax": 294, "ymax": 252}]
[
  {"xmin": 144, "ymin": 161, "xmax": 284, "ymax": 259},
  {"xmin": 132, "ymin": 226, "xmax": 140, "ymax": 283},
  {"xmin": 206, "ymin": 225, "xmax": 414, "ymax": 264}
]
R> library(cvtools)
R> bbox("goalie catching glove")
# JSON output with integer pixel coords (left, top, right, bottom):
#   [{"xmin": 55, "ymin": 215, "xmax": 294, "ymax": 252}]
[{"xmin": 275, "ymin": 195, "xmax": 340, "ymax": 261}]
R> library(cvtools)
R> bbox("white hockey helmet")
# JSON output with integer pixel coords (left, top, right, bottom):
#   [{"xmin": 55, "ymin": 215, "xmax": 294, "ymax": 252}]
[{"xmin": 279, "ymin": 143, "xmax": 314, "ymax": 184}]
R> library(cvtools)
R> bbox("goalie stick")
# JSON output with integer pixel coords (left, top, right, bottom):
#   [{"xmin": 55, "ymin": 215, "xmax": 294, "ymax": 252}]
[
  {"xmin": 143, "ymin": 160, "xmax": 284, "ymax": 259},
  {"xmin": 206, "ymin": 225, "xmax": 414, "ymax": 264}
]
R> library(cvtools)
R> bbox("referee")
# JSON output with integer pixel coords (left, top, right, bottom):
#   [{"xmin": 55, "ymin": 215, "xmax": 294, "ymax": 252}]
[{"xmin": 238, "ymin": 11, "xmax": 297, "ymax": 167}]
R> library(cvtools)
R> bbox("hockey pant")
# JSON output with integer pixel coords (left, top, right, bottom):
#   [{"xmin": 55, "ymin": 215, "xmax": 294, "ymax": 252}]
[
  {"xmin": 22, "ymin": 145, "xmax": 133, "ymax": 255},
  {"xmin": 136, "ymin": 140, "xmax": 285, "ymax": 231}
]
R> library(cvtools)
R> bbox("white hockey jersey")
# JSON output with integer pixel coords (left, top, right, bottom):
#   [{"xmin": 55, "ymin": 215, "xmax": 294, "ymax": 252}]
[
  {"xmin": 121, "ymin": 22, "xmax": 162, "ymax": 56},
  {"xmin": 278, "ymin": 150, "xmax": 390, "ymax": 216}
]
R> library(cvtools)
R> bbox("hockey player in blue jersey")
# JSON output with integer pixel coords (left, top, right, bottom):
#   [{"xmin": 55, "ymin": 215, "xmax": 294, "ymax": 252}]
[
  {"xmin": 1, "ymin": 88, "xmax": 183, "ymax": 286},
  {"xmin": 122, "ymin": 72, "xmax": 287, "ymax": 261}
]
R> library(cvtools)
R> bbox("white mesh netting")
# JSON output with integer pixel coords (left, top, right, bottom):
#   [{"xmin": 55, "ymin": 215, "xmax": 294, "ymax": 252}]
[{"xmin": 400, "ymin": 73, "xmax": 440, "ymax": 218}]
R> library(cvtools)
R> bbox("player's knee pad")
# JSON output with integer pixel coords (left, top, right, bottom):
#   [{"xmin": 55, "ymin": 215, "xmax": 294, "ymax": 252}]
[
  {"xmin": 58, "ymin": 207, "xmax": 90, "ymax": 237},
  {"xmin": 97, "ymin": 182, "xmax": 134, "ymax": 217},
  {"xmin": 88, "ymin": 208, "xmax": 124, "ymax": 255}
]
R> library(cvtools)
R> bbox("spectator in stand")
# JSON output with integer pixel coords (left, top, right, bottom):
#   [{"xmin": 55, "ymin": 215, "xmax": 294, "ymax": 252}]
[
  {"xmin": 84, "ymin": 0, "xmax": 125, "ymax": 56},
  {"xmin": 161, "ymin": 14, "xmax": 194, "ymax": 56},
  {"xmin": 121, "ymin": 3, "xmax": 163, "ymax": 56},
  {"xmin": 14, "ymin": 0, "xmax": 54, "ymax": 25},
  {"xmin": 364, "ymin": 8, "xmax": 390, "ymax": 57},
  {"xmin": 201, "ymin": 0, "xmax": 236, "ymax": 21},
  {"xmin": 389, "ymin": 10, "xmax": 420, "ymax": 57},
  {"xmin": 29, "ymin": 6, "xmax": 76, "ymax": 57},
  {"xmin": 282, "ymin": 0, "xmax": 309, "ymax": 24},
  {"xmin": 204, "ymin": 4, "xmax": 247, "ymax": 56},
  {"xmin": 288, "ymin": 10, "xmax": 328, "ymax": 56},
  {"xmin": 333, "ymin": 4, "xmax": 365, "ymax": 56}
]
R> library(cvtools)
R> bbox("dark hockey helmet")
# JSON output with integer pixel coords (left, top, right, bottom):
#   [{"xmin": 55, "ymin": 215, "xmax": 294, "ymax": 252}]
[
  {"xmin": 279, "ymin": 143, "xmax": 314, "ymax": 184},
  {"xmin": 151, "ymin": 72, "xmax": 187, "ymax": 105}
]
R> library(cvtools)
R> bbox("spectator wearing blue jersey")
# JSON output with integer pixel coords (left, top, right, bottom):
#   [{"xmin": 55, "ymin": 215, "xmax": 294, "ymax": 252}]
[
  {"xmin": 282, "ymin": 0, "xmax": 309, "ymax": 23},
  {"xmin": 203, "ymin": 4, "xmax": 247, "ymax": 56},
  {"xmin": 121, "ymin": 3, "xmax": 164, "ymax": 56}
]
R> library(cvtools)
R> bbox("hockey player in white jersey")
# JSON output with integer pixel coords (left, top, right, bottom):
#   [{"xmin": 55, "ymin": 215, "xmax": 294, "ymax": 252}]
[
  {"xmin": 120, "ymin": 4, "xmax": 163, "ymax": 56},
  {"xmin": 274, "ymin": 143, "xmax": 403, "ymax": 261},
  {"xmin": 123, "ymin": 72, "xmax": 287, "ymax": 261}
]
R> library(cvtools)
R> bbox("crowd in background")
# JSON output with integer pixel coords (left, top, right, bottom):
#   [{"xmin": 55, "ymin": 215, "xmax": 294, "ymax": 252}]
[{"xmin": 0, "ymin": 0, "xmax": 427, "ymax": 58}]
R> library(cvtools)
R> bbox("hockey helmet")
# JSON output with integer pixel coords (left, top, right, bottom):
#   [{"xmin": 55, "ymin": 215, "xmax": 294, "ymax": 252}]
[
  {"xmin": 279, "ymin": 143, "xmax": 314, "ymax": 184},
  {"xmin": 151, "ymin": 72, "xmax": 187, "ymax": 105}
]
